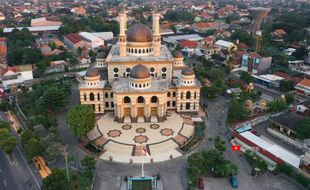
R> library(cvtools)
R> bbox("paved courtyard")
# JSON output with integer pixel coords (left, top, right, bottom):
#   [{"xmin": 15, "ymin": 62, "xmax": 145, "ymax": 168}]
[{"xmin": 87, "ymin": 112, "xmax": 196, "ymax": 163}]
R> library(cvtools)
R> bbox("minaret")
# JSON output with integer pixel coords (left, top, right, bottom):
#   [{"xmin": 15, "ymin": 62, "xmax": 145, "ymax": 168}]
[
  {"xmin": 119, "ymin": 11, "xmax": 127, "ymax": 57},
  {"xmin": 152, "ymin": 11, "xmax": 161, "ymax": 57}
]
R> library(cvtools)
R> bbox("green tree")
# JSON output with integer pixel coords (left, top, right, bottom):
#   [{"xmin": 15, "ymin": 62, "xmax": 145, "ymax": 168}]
[
  {"xmin": 227, "ymin": 99, "xmax": 249, "ymax": 123},
  {"xmin": 42, "ymin": 169, "xmax": 69, "ymax": 190},
  {"xmin": 214, "ymin": 136, "xmax": 226, "ymax": 153},
  {"xmin": 24, "ymin": 137, "xmax": 44, "ymax": 159},
  {"xmin": 0, "ymin": 128, "xmax": 18, "ymax": 156},
  {"xmin": 21, "ymin": 129, "xmax": 35, "ymax": 145},
  {"xmin": 0, "ymin": 100, "xmax": 12, "ymax": 112},
  {"xmin": 81, "ymin": 156, "xmax": 96, "ymax": 186},
  {"xmin": 279, "ymin": 80, "xmax": 295, "ymax": 92},
  {"xmin": 267, "ymin": 98, "xmax": 287, "ymax": 113},
  {"xmin": 0, "ymin": 120, "xmax": 11, "ymax": 130},
  {"xmin": 296, "ymin": 117, "xmax": 310, "ymax": 140},
  {"xmin": 41, "ymin": 86, "xmax": 68, "ymax": 113},
  {"xmin": 239, "ymin": 71, "xmax": 254, "ymax": 83},
  {"xmin": 66, "ymin": 105, "xmax": 95, "ymax": 138}
]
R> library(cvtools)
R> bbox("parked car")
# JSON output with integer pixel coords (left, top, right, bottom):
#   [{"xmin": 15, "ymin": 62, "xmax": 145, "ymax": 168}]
[
  {"xmin": 198, "ymin": 178, "xmax": 204, "ymax": 189},
  {"xmin": 229, "ymin": 176, "xmax": 238, "ymax": 188}
]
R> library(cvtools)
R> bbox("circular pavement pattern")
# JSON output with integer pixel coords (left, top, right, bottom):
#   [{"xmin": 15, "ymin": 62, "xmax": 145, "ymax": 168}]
[
  {"xmin": 136, "ymin": 127, "xmax": 146, "ymax": 133},
  {"xmin": 160, "ymin": 128, "xmax": 174, "ymax": 136},
  {"xmin": 149, "ymin": 123, "xmax": 160, "ymax": 129},
  {"xmin": 133, "ymin": 135, "xmax": 149, "ymax": 144},
  {"xmin": 107, "ymin": 129, "xmax": 122, "ymax": 138},
  {"xmin": 122, "ymin": 124, "xmax": 132, "ymax": 130}
]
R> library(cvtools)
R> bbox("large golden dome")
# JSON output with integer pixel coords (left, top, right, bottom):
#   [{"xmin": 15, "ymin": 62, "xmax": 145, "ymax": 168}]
[
  {"xmin": 127, "ymin": 24, "xmax": 153, "ymax": 42},
  {"xmin": 130, "ymin": 64, "xmax": 150, "ymax": 79}
]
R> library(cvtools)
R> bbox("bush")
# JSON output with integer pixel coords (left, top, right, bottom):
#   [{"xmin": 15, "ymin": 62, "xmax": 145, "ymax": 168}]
[{"xmin": 277, "ymin": 164, "xmax": 310, "ymax": 188}]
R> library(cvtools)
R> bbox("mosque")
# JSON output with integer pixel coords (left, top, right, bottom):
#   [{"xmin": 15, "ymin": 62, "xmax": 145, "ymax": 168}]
[{"xmin": 79, "ymin": 11, "xmax": 201, "ymax": 123}]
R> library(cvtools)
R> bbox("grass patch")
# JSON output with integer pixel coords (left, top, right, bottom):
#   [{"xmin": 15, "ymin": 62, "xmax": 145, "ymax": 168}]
[{"xmin": 277, "ymin": 164, "xmax": 310, "ymax": 189}]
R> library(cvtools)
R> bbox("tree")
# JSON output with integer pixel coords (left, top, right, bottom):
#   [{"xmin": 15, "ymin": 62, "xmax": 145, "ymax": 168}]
[
  {"xmin": 239, "ymin": 71, "xmax": 254, "ymax": 83},
  {"xmin": 24, "ymin": 137, "xmax": 44, "ymax": 159},
  {"xmin": 227, "ymin": 99, "xmax": 249, "ymax": 123},
  {"xmin": 0, "ymin": 120, "xmax": 11, "ymax": 130},
  {"xmin": 0, "ymin": 100, "xmax": 12, "ymax": 112},
  {"xmin": 0, "ymin": 128, "xmax": 18, "ymax": 156},
  {"xmin": 81, "ymin": 156, "xmax": 96, "ymax": 186},
  {"xmin": 296, "ymin": 117, "xmax": 310, "ymax": 140},
  {"xmin": 66, "ymin": 105, "xmax": 95, "ymax": 138},
  {"xmin": 42, "ymin": 169, "xmax": 69, "ymax": 190},
  {"xmin": 214, "ymin": 136, "xmax": 226, "ymax": 153},
  {"xmin": 292, "ymin": 46, "xmax": 308, "ymax": 59},
  {"xmin": 279, "ymin": 80, "xmax": 295, "ymax": 92},
  {"xmin": 41, "ymin": 86, "xmax": 68, "ymax": 113},
  {"xmin": 267, "ymin": 98, "xmax": 287, "ymax": 113}
]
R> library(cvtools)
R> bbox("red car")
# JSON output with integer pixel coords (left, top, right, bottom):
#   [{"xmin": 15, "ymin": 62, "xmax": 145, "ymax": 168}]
[{"xmin": 198, "ymin": 178, "xmax": 204, "ymax": 189}]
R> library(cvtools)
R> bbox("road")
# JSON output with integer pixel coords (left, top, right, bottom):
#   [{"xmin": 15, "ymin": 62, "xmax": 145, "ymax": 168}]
[{"xmin": 0, "ymin": 112, "xmax": 42, "ymax": 190}]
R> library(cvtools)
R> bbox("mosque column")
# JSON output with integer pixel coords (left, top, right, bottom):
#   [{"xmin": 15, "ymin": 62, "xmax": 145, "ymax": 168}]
[{"xmin": 119, "ymin": 12, "xmax": 127, "ymax": 57}]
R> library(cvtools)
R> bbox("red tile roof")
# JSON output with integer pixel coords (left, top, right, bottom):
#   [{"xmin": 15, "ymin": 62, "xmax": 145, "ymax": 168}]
[
  {"xmin": 274, "ymin": 29, "xmax": 287, "ymax": 36},
  {"xmin": 65, "ymin": 33, "xmax": 83, "ymax": 44},
  {"xmin": 178, "ymin": 40, "xmax": 198, "ymax": 48},
  {"xmin": 298, "ymin": 78, "xmax": 310, "ymax": 88}
]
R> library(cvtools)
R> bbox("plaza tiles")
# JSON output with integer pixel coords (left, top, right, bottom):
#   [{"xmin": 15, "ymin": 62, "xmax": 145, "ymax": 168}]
[{"xmin": 87, "ymin": 112, "xmax": 196, "ymax": 163}]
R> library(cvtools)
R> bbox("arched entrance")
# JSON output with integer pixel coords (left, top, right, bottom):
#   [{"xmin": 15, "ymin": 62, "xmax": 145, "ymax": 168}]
[
  {"xmin": 137, "ymin": 96, "xmax": 145, "ymax": 117},
  {"xmin": 123, "ymin": 96, "xmax": 131, "ymax": 117},
  {"xmin": 150, "ymin": 96, "xmax": 159, "ymax": 116}
]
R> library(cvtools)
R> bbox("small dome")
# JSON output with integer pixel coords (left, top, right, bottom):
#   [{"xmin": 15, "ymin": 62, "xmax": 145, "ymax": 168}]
[
  {"xmin": 181, "ymin": 67, "xmax": 194, "ymax": 76},
  {"xmin": 86, "ymin": 68, "xmax": 99, "ymax": 77},
  {"xmin": 174, "ymin": 51, "xmax": 183, "ymax": 58},
  {"xmin": 96, "ymin": 52, "xmax": 107, "ymax": 59},
  {"xmin": 127, "ymin": 24, "xmax": 153, "ymax": 42},
  {"xmin": 130, "ymin": 64, "xmax": 150, "ymax": 79}
]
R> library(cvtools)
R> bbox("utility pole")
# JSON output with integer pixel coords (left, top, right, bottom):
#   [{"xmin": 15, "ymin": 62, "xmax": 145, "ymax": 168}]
[{"xmin": 64, "ymin": 145, "xmax": 70, "ymax": 186}]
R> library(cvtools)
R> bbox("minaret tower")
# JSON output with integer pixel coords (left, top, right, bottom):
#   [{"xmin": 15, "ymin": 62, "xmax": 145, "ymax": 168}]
[
  {"xmin": 152, "ymin": 11, "xmax": 161, "ymax": 57},
  {"xmin": 119, "ymin": 11, "xmax": 127, "ymax": 57}
]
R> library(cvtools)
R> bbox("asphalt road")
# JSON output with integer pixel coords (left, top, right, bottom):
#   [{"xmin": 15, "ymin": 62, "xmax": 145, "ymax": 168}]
[{"xmin": 0, "ymin": 112, "xmax": 41, "ymax": 190}]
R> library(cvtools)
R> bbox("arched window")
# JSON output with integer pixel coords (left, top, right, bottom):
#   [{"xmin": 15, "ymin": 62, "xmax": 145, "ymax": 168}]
[
  {"xmin": 172, "ymin": 101, "xmax": 176, "ymax": 106},
  {"xmin": 135, "ymin": 49, "xmax": 137, "ymax": 53},
  {"xmin": 84, "ymin": 93, "xmax": 87, "ymax": 101},
  {"xmin": 186, "ymin": 102, "xmax": 190, "ymax": 110},
  {"xmin": 124, "ymin": 96, "xmax": 131, "ymax": 103},
  {"xmin": 167, "ymin": 92, "xmax": 171, "ymax": 97},
  {"xmin": 137, "ymin": 96, "xmax": 145, "ymax": 104},
  {"xmin": 151, "ymin": 96, "xmax": 158, "ymax": 103},
  {"xmin": 139, "ymin": 84, "xmax": 142, "ymax": 88},
  {"xmin": 90, "ymin": 93, "xmax": 95, "ymax": 101},
  {"xmin": 139, "ymin": 49, "xmax": 141, "ymax": 54},
  {"xmin": 167, "ymin": 101, "xmax": 170, "ymax": 107},
  {"xmin": 111, "ymin": 93, "xmax": 113, "ymax": 98},
  {"xmin": 194, "ymin": 92, "xmax": 197, "ymax": 99},
  {"xmin": 173, "ymin": 92, "xmax": 176, "ymax": 97},
  {"xmin": 186, "ymin": 91, "xmax": 191, "ymax": 99},
  {"xmin": 113, "ymin": 67, "xmax": 119, "ymax": 73},
  {"xmin": 105, "ymin": 93, "xmax": 109, "ymax": 98},
  {"xmin": 180, "ymin": 104, "xmax": 183, "ymax": 110},
  {"xmin": 181, "ymin": 92, "xmax": 183, "ymax": 99},
  {"xmin": 97, "ymin": 93, "xmax": 100, "ymax": 101}
]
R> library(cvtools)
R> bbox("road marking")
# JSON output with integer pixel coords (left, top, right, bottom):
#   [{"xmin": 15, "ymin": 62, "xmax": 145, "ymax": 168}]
[
  {"xmin": 16, "ymin": 147, "xmax": 40, "ymax": 189},
  {"xmin": 3, "ymin": 180, "xmax": 7, "ymax": 186}
]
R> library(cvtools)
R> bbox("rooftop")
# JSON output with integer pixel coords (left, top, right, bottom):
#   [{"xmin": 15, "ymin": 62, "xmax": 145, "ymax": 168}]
[
  {"xmin": 297, "ymin": 78, "xmax": 310, "ymax": 88},
  {"xmin": 112, "ymin": 78, "xmax": 169, "ymax": 93},
  {"xmin": 106, "ymin": 45, "xmax": 174, "ymax": 63},
  {"xmin": 270, "ymin": 113, "xmax": 304, "ymax": 131},
  {"xmin": 239, "ymin": 131, "xmax": 301, "ymax": 168},
  {"xmin": 3, "ymin": 26, "xmax": 60, "ymax": 33}
]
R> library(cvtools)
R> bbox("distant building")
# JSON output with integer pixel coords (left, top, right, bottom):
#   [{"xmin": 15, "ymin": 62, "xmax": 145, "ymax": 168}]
[
  {"xmin": 0, "ymin": 37, "xmax": 7, "ymax": 57},
  {"xmin": 64, "ymin": 32, "xmax": 106, "ymax": 49},
  {"xmin": 0, "ymin": 65, "xmax": 33, "ymax": 89},
  {"xmin": 31, "ymin": 17, "xmax": 62, "ymax": 27},
  {"xmin": 191, "ymin": 22, "xmax": 217, "ymax": 33},
  {"xmin": 232, "ymin": 131, "xmax": 301, "ymax": 170},
  {"xmin": 295, "ymin": 78, "xmax": 310, "ymax": 96},
  {"xmin": 240, "ymin": 52, "xmax": 272, "ymax": 74},
  {"xmin": 214, "ymin": 40, "xmax": 237, "ymax": 53},
  {"xmin": 71, "ymin": 7, "xmax": 87, "ymax": 16},
  {"xmin": 0, "ymin": 12, "xmax": 5, "ymax": 21},
  {"xmin": 268, "ymin": 113, "xmax": 305, "ymax": 150},
  {"xmin": 272, "ymin": 29, "xmax": 287, "ymax": 41},
  {"xmin": 253, "ymin": 74, "xmax": 284, "ymax": 88},
  {"xmin": 3, "ymin": 26, "xmax": 60, "ymax": 35}
]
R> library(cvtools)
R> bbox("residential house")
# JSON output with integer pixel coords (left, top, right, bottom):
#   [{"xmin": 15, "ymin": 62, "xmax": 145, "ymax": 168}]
[
  {"xmin": 295, "ymin": 78, "xmax": 310, "ymax": 96},
  {"xmin": 192, "ymin": 22, "xmax": 217, "ymax": 33},
  {"xmin": 0, "ymin": 65, "xmax": 33, "ymax": 89},
  {"xmin": 240, "ymin": 52, "xmax": 272, "ymax": 74}
]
